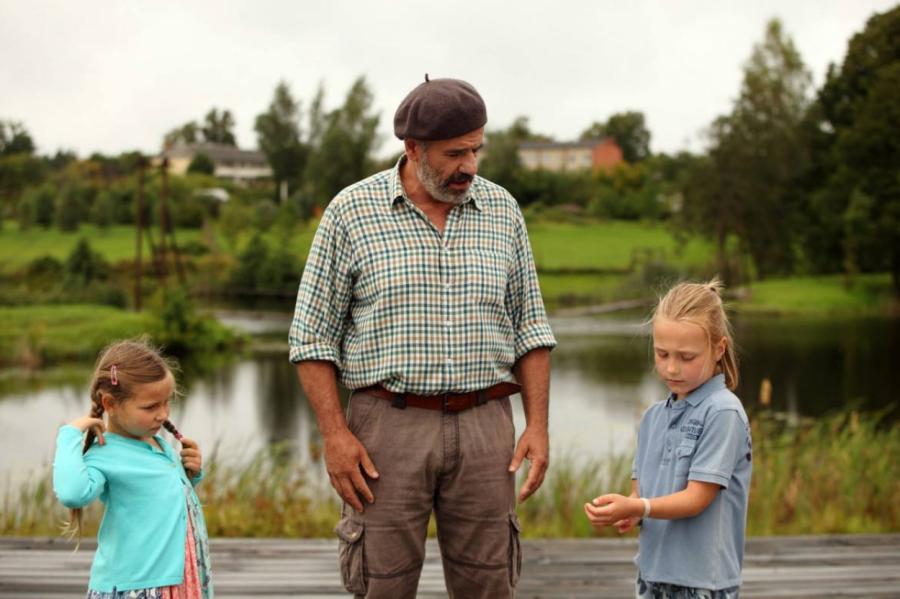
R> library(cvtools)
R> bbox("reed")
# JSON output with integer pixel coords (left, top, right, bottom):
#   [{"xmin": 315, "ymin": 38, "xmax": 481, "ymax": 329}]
[{"xmin": 4, "ymin": 410, "xmax": 897, "ymax": 538}]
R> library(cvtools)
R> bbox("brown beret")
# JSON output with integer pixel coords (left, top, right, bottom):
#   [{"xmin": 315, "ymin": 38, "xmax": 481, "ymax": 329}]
[{"xmin": 394, "ymin": 76, "xmax": 487, "ymax": 141}]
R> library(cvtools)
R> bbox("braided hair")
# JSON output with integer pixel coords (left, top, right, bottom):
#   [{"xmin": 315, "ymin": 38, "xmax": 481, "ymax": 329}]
[{"xmin": 65, "ymin": 337, "xmax": 180, "ymax": 542}]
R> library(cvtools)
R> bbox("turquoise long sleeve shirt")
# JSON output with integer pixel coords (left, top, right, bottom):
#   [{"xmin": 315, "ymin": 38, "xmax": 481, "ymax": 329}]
[{"xmin": 53, "ymin": 425, "xmax": 206, "ymax": 593}]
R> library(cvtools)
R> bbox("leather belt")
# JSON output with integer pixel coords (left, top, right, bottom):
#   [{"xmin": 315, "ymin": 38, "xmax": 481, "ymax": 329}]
[{"xmin": 358, "ymin": 382, "xmax": 522, "ymax": 413}]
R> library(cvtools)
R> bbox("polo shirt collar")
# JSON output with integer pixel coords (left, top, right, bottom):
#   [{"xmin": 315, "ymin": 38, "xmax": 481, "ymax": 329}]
[
  {"xmin": 389, "ymin": 155, "xmax": 483, "ymax": 211},
  {"xmin": 666, "ymin": 374, "xmax": 727, "ymax": 408}
]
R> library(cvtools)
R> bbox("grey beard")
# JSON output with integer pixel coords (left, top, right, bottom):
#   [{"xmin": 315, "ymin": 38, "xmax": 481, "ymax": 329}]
[{"xmin": 416, "ymin": 157, "xmax": 469, "ymax": 205}]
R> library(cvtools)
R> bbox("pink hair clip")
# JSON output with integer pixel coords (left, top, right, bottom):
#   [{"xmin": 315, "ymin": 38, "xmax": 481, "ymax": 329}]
[{"xmin": 110, "ymin": 365, "xmax": 118, "ymax": 386}]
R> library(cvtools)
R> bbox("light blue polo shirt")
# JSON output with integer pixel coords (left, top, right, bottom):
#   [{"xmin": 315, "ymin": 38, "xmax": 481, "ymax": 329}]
[{"xmin": 632, "ymin": 374, "xmax": 752, "ymax": 590}]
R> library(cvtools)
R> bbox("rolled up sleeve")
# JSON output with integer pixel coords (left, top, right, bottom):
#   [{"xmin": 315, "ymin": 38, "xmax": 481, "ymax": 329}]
[
  {"xmin": 289, "ymin": 205, "xmax": 354, "ymax": 365},
  {"xmin": 506, "ymin": 213, "xmax": 556, "ymax": 359}
]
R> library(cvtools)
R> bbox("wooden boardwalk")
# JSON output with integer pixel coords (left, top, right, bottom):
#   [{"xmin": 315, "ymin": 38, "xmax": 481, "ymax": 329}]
[{"xmin": 2, "ymin": 534, "xmax": 898, "ymax": 598}]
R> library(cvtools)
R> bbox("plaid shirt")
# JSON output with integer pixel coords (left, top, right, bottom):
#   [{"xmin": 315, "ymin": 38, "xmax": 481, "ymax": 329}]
[{"xmin": 289, "ymin": 159, "xmax": 556, "ymax": 394}]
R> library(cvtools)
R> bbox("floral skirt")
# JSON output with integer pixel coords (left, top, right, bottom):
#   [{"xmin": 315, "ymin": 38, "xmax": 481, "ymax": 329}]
[{"xmin": 87, "ymin": 489, "xmax": 213, "ymax": 599}]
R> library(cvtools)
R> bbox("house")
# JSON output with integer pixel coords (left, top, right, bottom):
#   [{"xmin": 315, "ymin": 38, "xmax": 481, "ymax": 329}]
[
  {"xmin": 158, "ymin": 143, "xmax": 272, "ymax": 182},
  {"xmin": 517, "ymin": 138, "xmax": 623, "ymax": 173}
]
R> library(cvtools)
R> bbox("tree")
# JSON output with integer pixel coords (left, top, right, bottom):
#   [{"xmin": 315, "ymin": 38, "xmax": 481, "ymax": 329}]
[
  {"xmin": 255, "ymin": 82, "xmax": 307, "ymax": 201},
  {"xmin": 681, "ymin": 19, "xmax": 812, "ymax": 280},
  {"xmin": 579, "ymin": 111, "xmax": 651, "ymax": 163},
  {"xmin": 0, "ymin": 121, "xmax": 35, "ymax": 156},
  {"xmin": 479, "ymin": 116, "xmax": 548, "ymax": 196},
  {"xmin": 65, "ymin": 239, "xmax": 109, "ymax": 286},
  {"xmin": 163, "ymin": 121, "xmax": 200, "ymax": 149},
  {"xmin": 803, "ymin": 6, "xmax": 900, "ymax": 294},
  {"xmin": 187, "ymin": 152, "xmax": 215, "ymax": 175},
  {"xmin": 303, "ymin": 76, "xmax": 380, "ymax": 202},
  {"xmin": 201, "ymin": 108, "xmax": 237, "ymax": 146}
]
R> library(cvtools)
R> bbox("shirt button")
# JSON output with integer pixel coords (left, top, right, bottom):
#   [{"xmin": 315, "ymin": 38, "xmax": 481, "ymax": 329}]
[
  {"xmin": 444, "ymin": 320, "xmax": 452, "ymax": 327},
  {"xmin": 446, "ymin": 358, "xmax": 453, "ymax": 364}
]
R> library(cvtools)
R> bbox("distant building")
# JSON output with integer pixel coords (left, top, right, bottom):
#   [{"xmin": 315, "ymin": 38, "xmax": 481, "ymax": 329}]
[
  {"xmin": 518, "ymin": 138, "xmax": 623, "ymax": 173},
  {"xmin": 158, "ymin": 143, "xmax": 271, "ymax": 182}
]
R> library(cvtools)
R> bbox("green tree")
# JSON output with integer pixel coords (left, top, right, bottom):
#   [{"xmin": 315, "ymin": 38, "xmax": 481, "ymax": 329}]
[
  {"xmin": 580, "ymin": 111, "xmax": 651, "ymax": 163},
  {"xmin": 682, "ymin": 19, "xmax": 812, "ymax": 280},
  {"xmin": 303, "ymin": 76, "xmax": 380, "ymax": 202},
  {"xmin": 187, "ymin": 152, "xmax": 215, "ymax": 175},
  {"xmin": 56, "ymin": 185, "xmax": 85, "ymax": 231},
  {"xmin": 0, "ymin": 120, "xmax": 35, "ymax": 156},
  {"xmin": 255, "ymin": 82, "xmax": 307, "ymax": 202},
  {"xmin": 65, "ymin": 239, "xmax": 109, "ymax": 286},
  {"xmin": 803, "ymin": 6, "xmax": 900, "ymax": 293},
  {"xmin": 201, "ymin": 108, "xmax": 237, "ymax": 146},
  {"xmin": 163, "ymin": 121, "xmax": 200, "ymax": 149},
  {"xmin": 19, "ymin": 183, "xmax": 56, "ymax": 228},
  {"xmin": 480, "ymin": 116, "xmax": 530, "ymax": 191}
]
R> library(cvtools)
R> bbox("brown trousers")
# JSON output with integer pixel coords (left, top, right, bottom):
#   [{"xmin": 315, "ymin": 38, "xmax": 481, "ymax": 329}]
[{"xmin": 335, "ymin": 390, "xmax": 522, "ymax": 599}]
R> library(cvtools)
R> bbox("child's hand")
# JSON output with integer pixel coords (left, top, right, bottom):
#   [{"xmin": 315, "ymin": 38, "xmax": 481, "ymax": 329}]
[
  {"xmin": 584, "ymin": 493, "xmax": 642, "ymax": 528},
  {"xmin": 68, "ymin": 415, "xmax": 106, "ymax": 445},
  {"xmin": 614, "ymin": 516, "xmax": 640, "ymax": 534},
  {"xmin": 179, "ymin": 437, "xmax": 202, "ymax": 478}
]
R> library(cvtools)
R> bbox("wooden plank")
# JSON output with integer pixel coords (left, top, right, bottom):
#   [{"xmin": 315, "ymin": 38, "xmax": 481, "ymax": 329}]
[{"xmin": 1, "ymin": 535, "xmax": 898, "ymax": 598}]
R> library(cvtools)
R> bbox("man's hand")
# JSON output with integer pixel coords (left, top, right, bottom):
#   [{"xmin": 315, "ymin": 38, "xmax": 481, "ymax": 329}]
[
  {"xmin": 508, "ymin": 426, "xmax": 549, "ymax": 503},
  {"xmin": 324, "ymin": 428, "xmax": 379, "ymax": 513}
]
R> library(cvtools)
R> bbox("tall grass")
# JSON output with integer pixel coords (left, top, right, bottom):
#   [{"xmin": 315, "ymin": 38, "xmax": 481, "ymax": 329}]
[
  {"xmin": 747, "ymin": 409, "xmax": 900, "ymax": 535},
  {"xmin": 4, "ymin": 410, "xmax": 897, "ymax": 539}
]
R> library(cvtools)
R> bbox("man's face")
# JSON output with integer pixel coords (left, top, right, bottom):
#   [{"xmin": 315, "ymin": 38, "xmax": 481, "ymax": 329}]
[{"xmin": 413, "ymin": 127, "xmax": 484, "ymax": 205}]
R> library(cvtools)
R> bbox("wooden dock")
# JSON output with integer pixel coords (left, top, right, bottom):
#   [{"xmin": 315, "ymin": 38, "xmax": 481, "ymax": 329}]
[{"xmin": 2, "ymin": 534, "xmax": 898, "ymax": 598}]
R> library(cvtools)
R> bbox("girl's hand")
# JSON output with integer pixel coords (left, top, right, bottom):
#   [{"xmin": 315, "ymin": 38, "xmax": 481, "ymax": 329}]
[
  {"xmin": 584, "ymin": 493, "xmax": 643, "ymax": 528},
  {"xmin": 614, "ymin": 516, "xmax": 641, "ymax": 534},
  {"xmin": 179, "ymin": 437, "xmax": 202, "ymax": 478},
  {"xmin": 68, "ymin": 416, "xmax": 106, "ymax": 445}
]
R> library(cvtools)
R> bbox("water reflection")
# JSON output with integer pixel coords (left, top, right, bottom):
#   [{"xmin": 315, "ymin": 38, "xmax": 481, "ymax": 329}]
[{"xmin": 2, "ymin": 313, "xmax": 897, "ymax": 490}]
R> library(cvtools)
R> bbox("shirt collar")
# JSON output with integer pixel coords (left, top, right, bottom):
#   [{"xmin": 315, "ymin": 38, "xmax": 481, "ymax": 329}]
[
  {"xmin": 388, "ymin": 155, "xmax": 483, "ymax": 211},
  {"xmin": 666, "ymin": 374, "xmax": 727, "ymax": 408}
]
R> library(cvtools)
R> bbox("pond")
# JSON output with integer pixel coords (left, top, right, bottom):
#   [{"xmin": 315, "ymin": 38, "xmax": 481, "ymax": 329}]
[{"xmin": 2, "ymin": 311, "xmax": 897, "ymax": 490}]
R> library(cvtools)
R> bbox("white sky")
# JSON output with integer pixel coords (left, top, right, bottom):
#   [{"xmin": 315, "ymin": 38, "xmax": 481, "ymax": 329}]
[{"xmin": 1, "ymin": 0, "xmax": 895, "ymax": 159}]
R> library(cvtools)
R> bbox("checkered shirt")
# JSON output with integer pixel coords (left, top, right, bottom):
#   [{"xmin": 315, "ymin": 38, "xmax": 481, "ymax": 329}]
[{"xmin": 289, "ymin": 159, "xmax": 556, "ymax": 394}]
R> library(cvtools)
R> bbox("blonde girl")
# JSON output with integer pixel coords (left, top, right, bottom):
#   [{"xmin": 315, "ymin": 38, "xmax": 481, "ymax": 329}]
[
  {"xmin": 584, "ymin": 279, "xmax": 751, "ymax": 599},
  {"xmin": 53, "ymin": 339, "xmax": 213, "ymax": 599}
]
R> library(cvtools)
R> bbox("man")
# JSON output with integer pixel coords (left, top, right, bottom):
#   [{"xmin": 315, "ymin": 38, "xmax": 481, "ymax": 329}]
[{"xmin": 289, "ymin": 76, "xmax": 556, "ymax": 598}]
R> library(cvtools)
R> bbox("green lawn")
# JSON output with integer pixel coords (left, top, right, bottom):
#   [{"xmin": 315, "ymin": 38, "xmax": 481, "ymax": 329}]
[
  {"xmin": 527, "ymin": 221, "xmax": 712, "ymax": 272},
  {"xmin": 0, "ymin": 222, "xmax": 206, "ymax": 274},
  {"xmin": 0, "ymin": 304, "xmax": 152, "ymax": 366},
  {"xmin": 738, "ymin": 274, "xmax": 895, "ymax": 315}
]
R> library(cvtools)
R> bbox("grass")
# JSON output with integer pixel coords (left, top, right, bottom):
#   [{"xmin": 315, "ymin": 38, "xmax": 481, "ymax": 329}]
[
  {"xmin": 537, "ymin": 272, "xmax": 633, "ymax": 310},
  {"xmin": 0, "ymin": 305, "xmax": 152, "ymax": 367},
  {"xmin": 0, "ymin": 222, "xmax": 206, "ymax": 274},
  {"xmin": 4, "ymin": 410, "xmax": 897, "ymax": 539},
  {"xmin": 527, "ymin": 221, "xmax": 712, "ymax": 272},
  {"xmin": 737, "ymin": 274, "xmax": 895, "ymax": 315}
]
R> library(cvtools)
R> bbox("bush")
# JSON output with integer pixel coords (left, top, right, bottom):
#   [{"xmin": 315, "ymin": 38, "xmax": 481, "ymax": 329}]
[
  {"xmin": 55, "ymin": 185, "xmax": 85, "ymax": 231},
  {"xmin": 148, "ymin": 289, "xmax": 243, "ymax": 356},
  {"xmin": 229, "ymin": 234, "xmax": 301, "ymax": 294},
  {"xmin": 187, "ymin": 152, "xmax": 215, "ymax": 175},
  {"xmin": 18, "ymin": 184, "xmax": 56, "ymax": 228},
  {"xmin": 65, "ymin": 239, "xmax": 109, "ymax": 286}
]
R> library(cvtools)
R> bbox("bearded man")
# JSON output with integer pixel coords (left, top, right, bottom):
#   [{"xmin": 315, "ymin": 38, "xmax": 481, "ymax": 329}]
[{"xmin": 289, "ymin": 75, "xmax": 556, "ymax": 599}]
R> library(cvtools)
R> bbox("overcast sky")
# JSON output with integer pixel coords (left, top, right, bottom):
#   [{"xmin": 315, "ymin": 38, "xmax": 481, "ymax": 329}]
[{"xmin": 1, "ymin": 0, "xmax": 895, "ymax": 159}]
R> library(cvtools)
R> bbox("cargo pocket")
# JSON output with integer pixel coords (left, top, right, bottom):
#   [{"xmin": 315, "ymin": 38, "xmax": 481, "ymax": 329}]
[
  {"xmin": 508, "ymin": 512, "xmax": 522, "ymax": 587},
  {"xmin": 336, "ymin": 517, "xmax": 367, "ymax": 594}
]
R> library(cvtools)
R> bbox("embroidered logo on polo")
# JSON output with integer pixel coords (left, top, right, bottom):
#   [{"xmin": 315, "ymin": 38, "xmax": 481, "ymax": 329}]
[{"xmin": 681, "ymin": 418, "xmax": 704, "ymax": 440}]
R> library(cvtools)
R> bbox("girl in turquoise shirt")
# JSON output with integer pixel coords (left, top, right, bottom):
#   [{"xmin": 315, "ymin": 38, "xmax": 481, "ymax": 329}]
[{"xmin": 53, "ymin": 339, "xmax": 213, "ymax": 599}]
